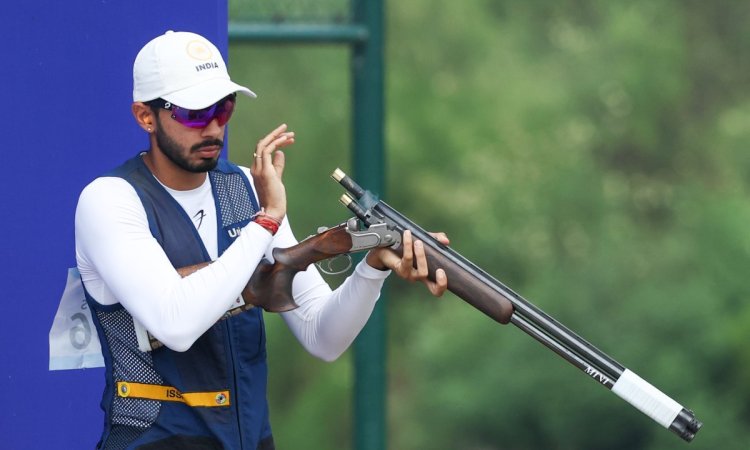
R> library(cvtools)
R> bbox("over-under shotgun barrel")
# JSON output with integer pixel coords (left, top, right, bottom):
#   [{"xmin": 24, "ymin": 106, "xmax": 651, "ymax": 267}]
[{"xmin": 331, "ymin": 168, "xmax": 702, "ymax": 442}]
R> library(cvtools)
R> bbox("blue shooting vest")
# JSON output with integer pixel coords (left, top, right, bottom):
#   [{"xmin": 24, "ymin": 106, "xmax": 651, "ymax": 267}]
[{"xmin": 85, "ymin": 155, "xmax": 274, "ymax": 450}]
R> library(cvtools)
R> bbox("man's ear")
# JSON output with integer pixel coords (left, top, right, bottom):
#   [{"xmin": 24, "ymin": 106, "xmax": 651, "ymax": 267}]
[{"xmin": 132, "ymin": 102, "xmax": 156, "ymax": 133}]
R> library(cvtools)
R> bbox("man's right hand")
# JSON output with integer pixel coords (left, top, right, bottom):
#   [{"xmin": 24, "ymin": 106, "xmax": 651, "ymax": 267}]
[{"xmin": 251, "ymin": 123, "xmax": 295, "ymax": 219}]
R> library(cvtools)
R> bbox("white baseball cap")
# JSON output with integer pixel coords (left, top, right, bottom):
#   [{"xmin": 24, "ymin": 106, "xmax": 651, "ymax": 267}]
[{"xmin": 133, "ymin": 30, "xmax": 256, "ymax": 109}]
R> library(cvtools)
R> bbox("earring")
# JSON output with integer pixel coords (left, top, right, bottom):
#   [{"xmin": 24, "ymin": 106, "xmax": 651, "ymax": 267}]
[{"xmin": 147, "ymin": 127, "xmax": 152, "ymax": 132}]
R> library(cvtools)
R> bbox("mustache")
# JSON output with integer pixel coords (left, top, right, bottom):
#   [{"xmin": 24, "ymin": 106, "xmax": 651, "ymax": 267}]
[{"xmin": 191, "ymin": 139, "xmax": 224, "ymax": 152}]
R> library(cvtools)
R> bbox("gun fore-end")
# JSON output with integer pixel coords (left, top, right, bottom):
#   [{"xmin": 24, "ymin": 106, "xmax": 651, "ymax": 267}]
[{"xmin": 416, "ymin": 243, "xmax": 514, "ymax": 324}]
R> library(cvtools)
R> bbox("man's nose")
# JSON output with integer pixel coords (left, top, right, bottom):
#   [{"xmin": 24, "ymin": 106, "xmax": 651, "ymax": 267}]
[{"xmin": 201, "ymin": 117, "xmax": 223, "ymax": 137}]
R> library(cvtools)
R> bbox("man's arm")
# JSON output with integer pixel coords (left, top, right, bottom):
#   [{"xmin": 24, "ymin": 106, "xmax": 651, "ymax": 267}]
[
  {"xmin": 75, "ymin": 176, "xmax": 274, "ymax": 351},
  {"xmin": 77, "ymin": 125, "xmax": 294, "ymax": 352},
  {"xmin": 273, "ymin": 224, "xmax": 447, "ymax": 362}
]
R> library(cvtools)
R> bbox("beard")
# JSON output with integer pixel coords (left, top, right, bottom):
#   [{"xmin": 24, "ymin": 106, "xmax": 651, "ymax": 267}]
[{"xmin": 155, "ymin": 125, "xmax": 223, "ymax": 173}]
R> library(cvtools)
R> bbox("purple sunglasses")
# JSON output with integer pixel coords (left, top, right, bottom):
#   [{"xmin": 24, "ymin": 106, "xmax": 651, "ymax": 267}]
[{"xmin": 151, "ymin": 94, "xmax": 236, "ymax": 129}]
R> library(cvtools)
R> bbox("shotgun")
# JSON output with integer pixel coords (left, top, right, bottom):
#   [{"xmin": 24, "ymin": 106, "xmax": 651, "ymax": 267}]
[
  {"xmin": 330, "ymin": 168, "xmax": 702, "ymax": 443},
  {"xmin": 149, "ymin": 168, "xmax": 701, "ymax": 442}
]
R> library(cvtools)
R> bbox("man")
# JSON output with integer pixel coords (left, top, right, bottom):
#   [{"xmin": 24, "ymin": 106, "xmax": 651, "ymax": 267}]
[{"xmin": 75, "ymin": 30, "xmax": 447, "ymax": 449}]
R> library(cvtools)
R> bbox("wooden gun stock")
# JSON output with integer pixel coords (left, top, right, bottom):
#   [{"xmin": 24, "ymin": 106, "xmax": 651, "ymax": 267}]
[{"xmin": 241, "ymin": 222, "xmax": 354, "ymax": 312}]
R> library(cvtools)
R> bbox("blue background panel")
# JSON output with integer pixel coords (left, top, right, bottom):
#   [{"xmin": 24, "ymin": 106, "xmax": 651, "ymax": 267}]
[{"xmin": 1, "ymin": 2, "xmax": 228, "ymax": 448}]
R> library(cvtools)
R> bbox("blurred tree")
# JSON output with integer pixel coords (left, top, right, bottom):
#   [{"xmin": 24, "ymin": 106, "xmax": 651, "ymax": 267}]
[{"xmin": 228, "ymin": 0, "xmax": 750, "ymax": 448}]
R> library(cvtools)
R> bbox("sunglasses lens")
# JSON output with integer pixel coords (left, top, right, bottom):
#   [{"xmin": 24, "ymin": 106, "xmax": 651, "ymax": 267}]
[
  {"xmin": 214, "ymin": 97, "xmax": 235, "ymax": 126},
  {"xmin": 170, "ymin": 96, "xmax": 236, "ymax": 129}
]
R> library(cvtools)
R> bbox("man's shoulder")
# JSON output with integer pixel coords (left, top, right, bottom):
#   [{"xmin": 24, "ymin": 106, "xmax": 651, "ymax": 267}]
[
  {"xmin": 78, "ymin": 176, "xmax": 139, "ymax": 209},
  {"xmin": 103, "ymin": 154, "xmax": 144, "ymax": 178}
]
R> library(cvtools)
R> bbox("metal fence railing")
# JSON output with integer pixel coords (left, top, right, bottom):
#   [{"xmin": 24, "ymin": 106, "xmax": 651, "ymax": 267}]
[{"xmin": 229, "ymin": 0, "xmax": 351, "ymax": 24}]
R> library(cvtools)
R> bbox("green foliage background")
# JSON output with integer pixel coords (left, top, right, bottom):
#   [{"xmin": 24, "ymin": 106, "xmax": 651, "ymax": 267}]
[{"xmin": 227, "ymin": 1, "xmax": 750, "ymax": 448}]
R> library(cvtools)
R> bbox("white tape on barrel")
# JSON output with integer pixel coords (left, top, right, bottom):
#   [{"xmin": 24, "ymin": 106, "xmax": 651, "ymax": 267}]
[{"xmin": 611, "ymin": 369, "xmax": 682, "ymax": 428}]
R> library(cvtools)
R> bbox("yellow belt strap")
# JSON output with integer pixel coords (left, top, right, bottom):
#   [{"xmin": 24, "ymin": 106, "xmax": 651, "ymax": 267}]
[{"xmin": 116, "ymin": 381, "xmax": 230, "ymax": 407}]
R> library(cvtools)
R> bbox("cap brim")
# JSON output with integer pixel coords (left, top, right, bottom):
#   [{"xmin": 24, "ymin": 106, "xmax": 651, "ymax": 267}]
[{"xmin": 162, "ymin": 78, "xmax": 257, "ymax": 109}]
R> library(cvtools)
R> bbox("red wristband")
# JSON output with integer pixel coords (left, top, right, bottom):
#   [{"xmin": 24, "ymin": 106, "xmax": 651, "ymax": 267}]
[{"xmin": 255, "ymin": 217, "xmax": 280, "ymax": 235}]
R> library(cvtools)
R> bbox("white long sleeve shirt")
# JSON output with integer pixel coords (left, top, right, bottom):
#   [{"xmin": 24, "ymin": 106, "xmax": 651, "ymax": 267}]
[{"xmin": 75, "ymin": 166, "xmax": 389, "ymax": 361}]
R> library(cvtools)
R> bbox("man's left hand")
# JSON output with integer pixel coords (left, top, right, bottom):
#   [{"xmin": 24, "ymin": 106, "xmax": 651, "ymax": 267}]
[{"xmin": 366, "ymin": 229, "xmax": 449, "ymax": 297}]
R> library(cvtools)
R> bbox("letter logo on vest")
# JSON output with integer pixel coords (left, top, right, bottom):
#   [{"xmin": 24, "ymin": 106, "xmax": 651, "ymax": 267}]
[
  {"xmin": 228, "ymin": 227, "xmax": 242, "ymax": 238},
  {"xmin": 166, "ymin": 389, "xmax": 183, "ymax": 399}
]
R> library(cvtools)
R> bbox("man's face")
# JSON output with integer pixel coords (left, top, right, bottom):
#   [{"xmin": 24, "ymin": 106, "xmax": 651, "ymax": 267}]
[{"xmin": 153, "ymin": 110, "xmax": 225, "ymax": 173}]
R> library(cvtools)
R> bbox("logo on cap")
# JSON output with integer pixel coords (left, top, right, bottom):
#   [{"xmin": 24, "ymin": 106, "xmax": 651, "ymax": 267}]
[{"xmin": 186, "ymin": 40, "xmax": 213, "ymax": 61}]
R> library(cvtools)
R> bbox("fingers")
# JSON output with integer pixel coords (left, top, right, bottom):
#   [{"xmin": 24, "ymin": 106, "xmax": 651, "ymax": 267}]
[
  {"xmin": 253, "ymin": 133, "xmax": 294, "ymax": 166},
  {"xmin": 412, "ymin": 240, "xmax": 430, "ymax": 280},
  {"xmin": 395, "ymin": 230, "xmax": 415, "ymax": 277},
  {"xmin": 251, "ymin": 124, "xmax": 294, "ymax": 219},
  {"xmin": 256, "ymin": 123, "xmax": 288, "ymax": 150},
  {"xmin": 252, "ymin": 124, "xmax": 295, "ymax": 171},
  {"xmin": 425, "ymin": 268, "xmax": 448, "ymax": 297},
  {"xmin": 430, "ymin": 231, "xmax": 450, "ymax": 246},
  {"xmin": 390, "ymin": 230, "xmax": 449, "ymax": 297},
  {"xmin": 365, "ymin": 230, "xmax": 451, "ymax": 298}
]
